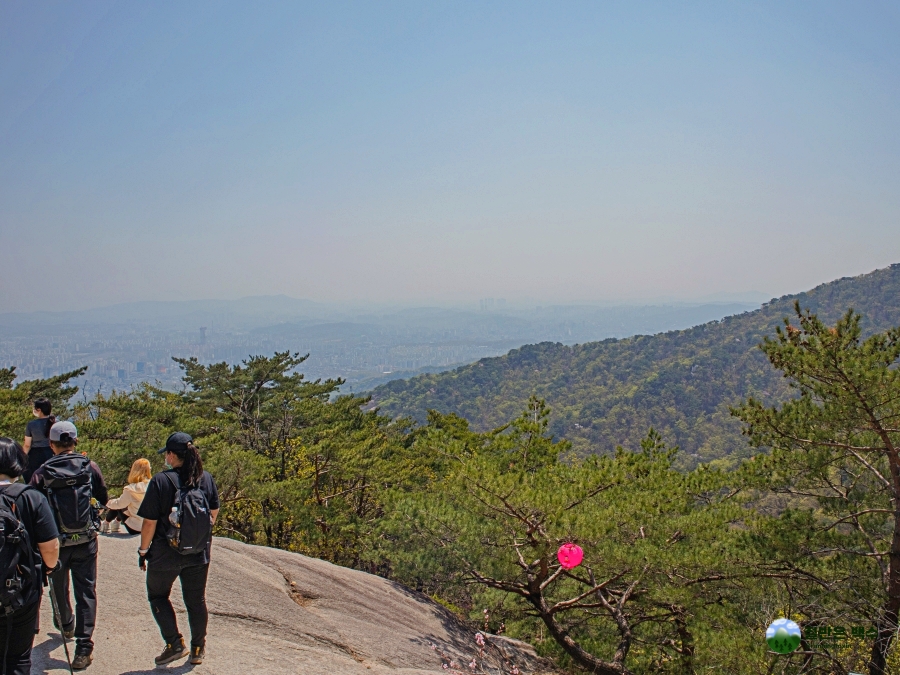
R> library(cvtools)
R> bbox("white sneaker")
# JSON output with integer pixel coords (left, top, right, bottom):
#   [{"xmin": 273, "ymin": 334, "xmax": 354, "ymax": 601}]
[
  {"xmin": 109, "ymin": 520, "xmax": 121, "ymax": 534},
  {"xmin": 100, "ymin": 521, "xmax": 110, "ymax": 534}
]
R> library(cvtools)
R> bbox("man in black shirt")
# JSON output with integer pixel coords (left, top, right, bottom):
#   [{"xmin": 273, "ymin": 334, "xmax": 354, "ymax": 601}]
[
  {"xmin": 30, "ymin": 421, "xmax": 107, "ymax": 670},
  {"xmin": 0, "ymin": 437, "xmax": 60, "ymax": 675},
  {"xmin": 138, "ymin": 432, "xmax": 219, "ymax": 667}
]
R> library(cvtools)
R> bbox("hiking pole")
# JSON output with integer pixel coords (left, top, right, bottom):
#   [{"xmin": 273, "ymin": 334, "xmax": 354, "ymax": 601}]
[{"xmin": 47, "ymin": 577, "xmax": 74, "ymax": 675}]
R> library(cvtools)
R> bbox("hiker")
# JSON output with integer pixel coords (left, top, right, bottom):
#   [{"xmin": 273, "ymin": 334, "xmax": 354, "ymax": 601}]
[
  {"xmin": 0, "ymin": 437, "xmax": 60, "ymax": 675},
  {"xmin": 30, "ymin": 421, "xmax": 107, "ymax": 671},
  {"xmin": 137, "ymin": 432, "xmax": 219, "ymax": 667},
  {"xmin": 22, "ymin": 398, "xmax": 55, "ymax": 483},
  {"xmin": 101, "ymin": 458, "xmax": 151, "ymax": 535}
]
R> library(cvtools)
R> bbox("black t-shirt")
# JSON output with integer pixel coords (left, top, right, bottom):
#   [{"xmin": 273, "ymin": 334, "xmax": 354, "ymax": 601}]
[
  {"xmin": 24, "ymin": 419, "xmax": 52, "ymax": 448},
  {"xmin": 137, "ymin": 469, "xmax": 219, "ymax": 571},
  {"xmin": 0, "ymin": 483, "xmax": 60, "ymax": 605}
]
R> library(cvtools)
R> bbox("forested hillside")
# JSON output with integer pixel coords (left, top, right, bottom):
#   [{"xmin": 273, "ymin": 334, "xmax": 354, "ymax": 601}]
[
  {"xmin": 5, "ymin": 288, "xmax": 900, "ymax": 672},
  {"xmin": 371, "ymin": 264, "xmax": 900, "ymax": 467}
]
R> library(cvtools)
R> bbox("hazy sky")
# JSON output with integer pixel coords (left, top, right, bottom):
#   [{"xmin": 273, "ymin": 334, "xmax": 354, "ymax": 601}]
[{"xmin": 2, "ymin": 2, "xmax": 899, "ymax": 312}]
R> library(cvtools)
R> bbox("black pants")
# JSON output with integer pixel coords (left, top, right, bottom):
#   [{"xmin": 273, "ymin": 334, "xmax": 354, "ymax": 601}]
[
  {"xmin": 50, "ymin": 538, "xmax": 98, "ymax": 653},
  {"xmin": 0, "ymin": 601, "xmax": 39, "ymax": 675},
  {"xmin": 103, "ymin": 510, "xmax": 140, "ymax": 534},
  {"xmin": 147, "ymin": 564, "xmax": 209, "ymax": 648},
  {"xmin": 22, "ymin": 446, "xmax": 52, "ymax": 485}
]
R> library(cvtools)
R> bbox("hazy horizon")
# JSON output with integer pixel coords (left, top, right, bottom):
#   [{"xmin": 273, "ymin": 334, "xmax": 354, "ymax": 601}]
[
  {"xmin": 0, "ymin": 294, "xmax": 760, "ymax": 395},
  {"xmin": 3, "ymin": 2, "xmax": 900, "ymax": 312},
  {"xmin": 0, "ymin": 290, "xmax": 769, "ymax": 319}
]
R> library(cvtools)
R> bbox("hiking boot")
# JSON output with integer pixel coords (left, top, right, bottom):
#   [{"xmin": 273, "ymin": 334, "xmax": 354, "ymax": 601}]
[
  {"xmin": 72, "ymin": 650, "xmax": 92, "ymax": 670},
  {"xmin": 154, "ymin": 638, "xmax": 188, "ymax": 665},
  {"xmin": 189, "ymin": 644, "xmax": 205, "ymax": 665}
]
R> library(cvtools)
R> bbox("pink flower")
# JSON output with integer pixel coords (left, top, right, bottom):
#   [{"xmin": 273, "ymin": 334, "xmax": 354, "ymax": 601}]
[
  {"xmin": 442, "ymin": 664, "xmax": 449, "ymax": 670},
  {"xmin": 475, "ymin": 633, "xmax": 485, "ymax": 646},
  {"xmin": 469, "ymin": 659, "xmax": 477, "ymax": 669}
]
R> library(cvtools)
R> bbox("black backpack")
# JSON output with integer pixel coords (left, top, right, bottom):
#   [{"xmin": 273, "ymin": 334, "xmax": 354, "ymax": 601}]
[
  {"xmin": 165, "ymin": 472, "xmax": 212, "ymax": 555},
  {"xmin": 0, "ymin": 484, "xmax": 36, "ymax": 615},
  {"xmin": 42, "ymin": 454, "xmax": 99, "ymax": 547}
]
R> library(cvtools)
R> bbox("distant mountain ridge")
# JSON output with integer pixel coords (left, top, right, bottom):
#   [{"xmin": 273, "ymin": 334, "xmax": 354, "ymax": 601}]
[
  {"xmin": 0, "ymin": 296, "xmax": 755, "ymax": 336},
  {"xmin": 370, "ymin": 264, "xmax": 900, "ymax": 467}
]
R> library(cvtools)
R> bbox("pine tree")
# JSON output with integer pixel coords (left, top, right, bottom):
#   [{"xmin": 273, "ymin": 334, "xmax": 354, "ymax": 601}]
[
  {"xmin": 734, "ymin": 303, "xmax": 900, "ymax": 675},
  {"xmin": 0, "ymin": 366, "xmax": 86, "ymax": 439},
  {"xmin": 386, "ymin": 397, "xmax": 758, "ymax": 674}
]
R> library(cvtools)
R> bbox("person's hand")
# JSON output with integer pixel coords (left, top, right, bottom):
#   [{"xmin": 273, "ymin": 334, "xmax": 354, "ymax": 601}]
[
  {"xmin": 42, "ymin": 561, "xmax": 60, "ymax": 586},
  {"xmin": 138, "ymin": 549, "xmax": 148, "ymax": 571}
]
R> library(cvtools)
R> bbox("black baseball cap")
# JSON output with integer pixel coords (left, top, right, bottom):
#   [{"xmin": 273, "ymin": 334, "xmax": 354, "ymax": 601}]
[{"xmin": 158, "ymin": 432, "xmax": 192, "ymax": 455}]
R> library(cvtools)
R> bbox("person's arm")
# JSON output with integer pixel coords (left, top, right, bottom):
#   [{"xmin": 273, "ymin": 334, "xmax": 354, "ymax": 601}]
[
  {"xmin": 140, "ymin": 518, "xmax": 156, "ymax": 551},
  {"xmin": 138, "ymin": 518, "xmax": 156, "ymax": 570},
  {"xmin": 22, "ymin": 437, "xmax": 31, "ymax": 453},
  {"xmin": 29, "ymin": 490, "xmax": 60, "ymax": 570},
  {"xmin": 90, "ymin": 461, "xmax": 109, "ymax": 505},
  {"xmin": 105, "ymin": 485, "xmax": 133, "ymax": 511},
  {"xmin": 207, "ymin": 474, "xmax": 220, "ymax": 527},
  {"xmin": 136, "ymin": 476, "xmax": 163, "ymax": 570},
  {"xmin": 37, "ymin": 538, "xmax": 59, "ymax": 570}
]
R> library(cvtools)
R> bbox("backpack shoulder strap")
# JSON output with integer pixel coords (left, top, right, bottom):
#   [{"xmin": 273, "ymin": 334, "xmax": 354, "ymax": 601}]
[
  {"xmin": 0, "ymin": 483, "xmax": 32, "ymax": 502},
  {"xmin": 164, "ymin": 471, "xmax": 181, "ymax": 491}
]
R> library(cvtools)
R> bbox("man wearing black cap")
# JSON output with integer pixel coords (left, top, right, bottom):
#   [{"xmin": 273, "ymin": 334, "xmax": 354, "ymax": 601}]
[
  {"xmin": 137, "ymin": 432, "xmax": 219, "ymax": 667},
  {"xmin": 30, "ymin": 421, "xmax": 108, "ymax": 671}
]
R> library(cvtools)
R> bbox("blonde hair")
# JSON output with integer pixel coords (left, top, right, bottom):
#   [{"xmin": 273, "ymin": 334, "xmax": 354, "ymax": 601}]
[{"xmin": 127, "ymin": 458, "xmax": 152, "ymax": 484}]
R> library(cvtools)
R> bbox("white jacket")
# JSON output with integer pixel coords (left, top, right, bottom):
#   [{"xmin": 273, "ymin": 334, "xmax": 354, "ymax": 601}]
[{"xmin": 105, "ymin": 480, "xmax": 149, "ymax": 532}]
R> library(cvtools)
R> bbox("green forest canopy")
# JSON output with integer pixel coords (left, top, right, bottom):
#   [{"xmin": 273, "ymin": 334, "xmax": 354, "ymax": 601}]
[
  {"xmin": 370, "ymin": 264, "xmax": 900, "ymax": 468},
  {"xmin": 3, "ymin": 265, "xmax": 900, "ymax": 673}
]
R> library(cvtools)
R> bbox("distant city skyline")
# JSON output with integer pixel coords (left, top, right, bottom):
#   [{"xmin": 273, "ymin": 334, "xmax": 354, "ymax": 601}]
[
  {"xmin": 2, "ymin": 2, "xmax": 899, "ymax": 312},
  {"xmin": 0, "ymin": 297, "xmax": 758, "ymax": 394}
]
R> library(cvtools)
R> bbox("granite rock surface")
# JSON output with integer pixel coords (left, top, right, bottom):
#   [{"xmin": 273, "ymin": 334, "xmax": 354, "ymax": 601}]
[{"xmin": 32, "ymin": 535, "xmax": 552, "ymax": 674}]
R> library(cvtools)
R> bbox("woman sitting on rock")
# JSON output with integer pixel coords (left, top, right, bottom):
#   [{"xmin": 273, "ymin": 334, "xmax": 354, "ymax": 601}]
[{"xmin": 102, "ymin": 458, "xmax": 151, "ymax": 535}]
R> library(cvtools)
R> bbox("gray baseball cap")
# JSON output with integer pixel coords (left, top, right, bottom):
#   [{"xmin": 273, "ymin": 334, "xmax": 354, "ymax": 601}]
[{"xmin": 49, "ymin": 420, "xmax": 78, "ymax": 442}]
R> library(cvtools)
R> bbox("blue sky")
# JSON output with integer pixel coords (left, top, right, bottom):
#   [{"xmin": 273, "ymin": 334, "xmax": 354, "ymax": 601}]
[{"xmin": 1, "ymin": 1, "xmax": 899, "ymax": 311}]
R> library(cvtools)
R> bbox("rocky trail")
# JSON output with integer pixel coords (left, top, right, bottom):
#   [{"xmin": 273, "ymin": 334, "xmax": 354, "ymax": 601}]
[{"xmin": 31, "ymin": 535, "xmax": 551, "ymax": 675}]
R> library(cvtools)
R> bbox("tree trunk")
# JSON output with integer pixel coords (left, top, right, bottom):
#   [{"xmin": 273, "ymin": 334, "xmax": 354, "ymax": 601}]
[
  {"xmin": 870, "ymin": 443, "xmax": 900, "ymax": 675},
  {"xmin": 869, "ymin": 509, "xmax": 900, "ymax": 674},
  {"xmin": 673, "ymin": 606, "xmax": 695, "ymax": 675},
  {"xmin": 527, "ymin": 594, "xmax": 631, "ymax": 675}
]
